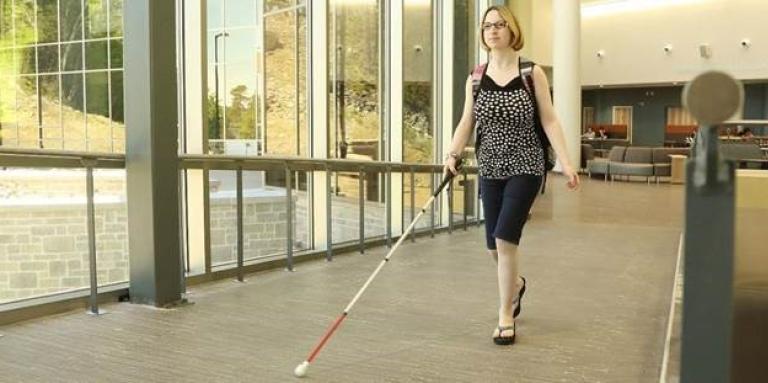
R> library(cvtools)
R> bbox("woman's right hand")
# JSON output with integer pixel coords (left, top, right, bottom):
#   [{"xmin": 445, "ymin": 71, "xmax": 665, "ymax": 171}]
[{"xmin": 443, "ymin": 155, "xmax": 459, "ymax": 177}]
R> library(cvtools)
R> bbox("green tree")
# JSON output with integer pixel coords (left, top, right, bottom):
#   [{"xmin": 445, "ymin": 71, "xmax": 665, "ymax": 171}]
[
  {"xmin": 225, "ymin": 85, "xmax": 256, "ymax": 139},
  {"xmin": 207, "ymin": 93, "xmax": 221, "ymax": 140}
]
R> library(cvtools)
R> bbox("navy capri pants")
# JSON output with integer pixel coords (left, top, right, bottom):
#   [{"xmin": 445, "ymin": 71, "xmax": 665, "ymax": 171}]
[{"xmin": 480, "ymin": 175, "xmax": 542, "ymax": 249}]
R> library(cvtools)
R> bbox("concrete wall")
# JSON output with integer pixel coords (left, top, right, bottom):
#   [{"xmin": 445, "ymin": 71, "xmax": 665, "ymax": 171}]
[{"xmin": 582, "ymin": 0, "xmax": 768, "ymax": 87}]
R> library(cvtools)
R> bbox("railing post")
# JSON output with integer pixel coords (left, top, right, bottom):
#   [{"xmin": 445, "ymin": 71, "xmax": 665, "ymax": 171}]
[
  {"xmin": 476, "ymin": 174, "xmax": 481, "ymax": 227},
  {"xmin": 326, "ymin": 165, "xmax": 333, "ymax": 261},
  {"xmin": 236, "ymin": 164, "xmax": 244, "ymax": 282},
  {"xmin": 410, "ymin": 167, "xmax": 415, "ymax": 242},
  {"xmin": 177, "ymin": 168, "xmax": 187, "ymax": 294},
  {"xmin": 285, "ymin": 164, "xmax": 295, "ymax": 271},
  {"xmin": 462, "ymin": 170, "xmax": 468, "ymax": 231},
  {"xmin": 680, "ymin": 71, "xmax": 741, "ymax": 383},
  {"xmin": 358, "ymin": 167, "xmax": 365, "ymax": 254},
  {"xmin": 430, "ymin": 171, "xmax": 435, "ymax": 238},
  {"xmin": 83, "ymin": 158, "xmax": 103, "ymax": 315},
  {"xmin": 681, "ymin": 125, "xmax": 736, "ymax": 383},
  {"xmin": 386, "ymin": 166, "xmax": 392, "ymax": 248},
  {"xmin": 448, "ymin": 171, "xmax": 454, "ymax": 234}
]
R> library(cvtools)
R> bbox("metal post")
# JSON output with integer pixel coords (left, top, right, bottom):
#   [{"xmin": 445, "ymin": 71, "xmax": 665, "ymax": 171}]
[
  {"xmin": 358, "ymin": 168, "xmax": 365, "ymax": 254},
  {"xmin": 430, "ymin": 172, "xmax": 435, "ymax": 238},
  {"xmin": 386, "ymin": 166, "xmax": 392, "ymax": 248},
  {"xmin": 410, "ymin": 168, "xmax": 415, "ymax": 242},
  {"xmin": 236, "ymin": 166, "xmax": 244, "ymax": 282},
  {"xmin": 475, "ymin": 175, "xmax": 481, "ymax": 227},
  {"xmin": 178, "ymin": 168, "xmax": 187, "ymax": 294},
  {"xmin": 286, "ymin": 165, "xmax": 295, "ymax": 271},
  {"xmin": 448, "ymin": 174, "xmax": 453, "ymax": 234},
  {"xmin": 462, "ymin": 171, "xmax": 468, "ymax": 231},
  {"xmin": 214, "ymin": 32, "xmax": 229, "ymax": 140},
  {"xmin": 84, "ymin": 160, "xmax": 102, "ymax": 315},
  {"xmin": 326, "ymin": 166, "xmax": 333, "ymax": 261},
  {"xmin": 679, "ymin": 70, "xmax": 743, "ymax": 383},
  {"xmin": 681, "ymin": 125, "xmax": 735, "ymax": 383}
]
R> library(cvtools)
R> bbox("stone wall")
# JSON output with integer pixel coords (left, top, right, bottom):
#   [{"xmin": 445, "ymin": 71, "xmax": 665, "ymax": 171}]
[
  {"xmin": 0, "ymin": 189, "xmax": 405, "ymax": 304},
  {"xmin": 0, "ymin": 203, "xmax": 129, "ymax": 303},
  {"xmin": 209, "ymin": 194, "xmax": 296, "ymax": 265},
  {"xmin": 294, "ymin": 190, "xmax": 388, "ymax": 245}
]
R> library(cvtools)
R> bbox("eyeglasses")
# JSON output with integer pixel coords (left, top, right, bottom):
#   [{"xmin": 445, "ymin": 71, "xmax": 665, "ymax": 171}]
[{"xmin": 482, "ymin": 21, "xmax": 508, "ymax": 31}]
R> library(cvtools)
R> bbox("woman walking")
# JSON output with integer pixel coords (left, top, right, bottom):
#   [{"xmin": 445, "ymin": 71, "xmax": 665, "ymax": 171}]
[{"xmin": 444, "ymin": 5, "xmax": 579, "ymax": 345}]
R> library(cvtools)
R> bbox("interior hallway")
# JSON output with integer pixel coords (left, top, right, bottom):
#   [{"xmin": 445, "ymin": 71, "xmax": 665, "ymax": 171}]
[{"xmin": 0, "ymin": 175, "xmax": 684, "ymax": 382}]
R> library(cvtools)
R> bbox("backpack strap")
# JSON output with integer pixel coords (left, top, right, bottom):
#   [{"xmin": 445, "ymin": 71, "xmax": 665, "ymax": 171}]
[
  {"xmin": 519, "ymin": 57, "xmax": 536, "ymax": 99},
  {"xmin": 471, "ymin": 63, "xmax": 486, "ymax": 101},
  {"xmin": 471, "ymin": 63, "xmax": 487, "ymax": 165},
  {"xmin": 518, "ymin": 57, "xmax": 550, "ymax": 194}
]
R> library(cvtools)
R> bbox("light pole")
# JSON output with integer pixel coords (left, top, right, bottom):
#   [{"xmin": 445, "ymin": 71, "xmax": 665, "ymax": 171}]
[{"xmin": 214, "ymin": 31, "xmax": 229, "ymax": 140}]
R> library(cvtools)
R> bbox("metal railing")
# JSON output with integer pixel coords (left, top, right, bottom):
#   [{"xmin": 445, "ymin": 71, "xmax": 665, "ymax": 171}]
[
  {"xmin": 179, "ymin": 154, "xmax": 480, "ymax": 279},
  {"xmin": 0, "ymin": 148, "xmax": 480, "ymax": 316},
  {"xmin": 0, "ymin": 148, "xmax": 125, "ymax": 315}
]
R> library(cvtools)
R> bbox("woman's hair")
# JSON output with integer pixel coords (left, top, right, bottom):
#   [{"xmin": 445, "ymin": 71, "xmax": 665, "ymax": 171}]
[{"xmin": 479, "ymin": 5, "xmax": 524, "ymax": 52}]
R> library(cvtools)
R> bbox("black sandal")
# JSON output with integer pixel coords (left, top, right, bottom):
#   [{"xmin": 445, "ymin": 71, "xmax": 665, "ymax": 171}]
[
  {"xmin": 493, "ymin": 323, "xmax": 516, "ymax": 345},
  {"xmin": 513, "ymin": 277, "xmax": 527, "ymax": 318}
]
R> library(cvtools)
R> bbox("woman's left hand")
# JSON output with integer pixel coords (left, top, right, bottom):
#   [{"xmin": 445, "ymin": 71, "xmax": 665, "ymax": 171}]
[{"xmin": 562, "ymin": 164, "xmax": 580, "ymax": 191}]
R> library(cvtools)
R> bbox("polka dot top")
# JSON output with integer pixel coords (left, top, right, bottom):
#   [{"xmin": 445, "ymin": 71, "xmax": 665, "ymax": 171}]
[{"xmin": 474, "ymin": 70, "xmax": 545, "ymax": 179}]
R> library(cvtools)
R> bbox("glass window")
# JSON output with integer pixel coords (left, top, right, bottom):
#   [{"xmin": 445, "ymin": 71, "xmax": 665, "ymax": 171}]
[
  {"xmin": 86, "ymin": 72, "xmax": 110, "ymax": 150},
  {"xmin": 264, "ymin": 10, "xmax": 300, "ymax": 156},
  {"xmin": 39, "ymin": 74, "xmax": 61, "ymax": 147},
  {"xmin": 109, "ymin": 38, "xmax": 122, "ymax": 68},
  {"xmin": 18, "ymin": 46, "xmax": 35, "ymax": 74},
  {"xmin": 16, "ymin": 76, "xmax": 38, "ymax": 147},
  {"xmin": 109, "ymin": 0, "xmax": 123, "ymax": 37},
  {"xmin": 86, "ymin": 72, "xmax": 109, "ymax": 117},
  {"xmin": 85, "ymin": 40, "xmax": 108, "ymax": 70},
  {"xmin": 221, "ymin": 28, "xmax": 259, "ymax": 142},
  {"xmin": 224, "ymin": 64, "xmax": 257, "ymax": 139},
  {"xmin": 0, "ymin": 1, "xmax": 13, "ymax": 48},
  {"xmin": 60, "ymin": 42, "xmax": 82, "ymax": 71},
  {"xmin": 199, "ymin": 1, "xmax": 311, "ymax": 272},
  {"xmin": 225, "ymin": 0, "xmax": 257, "ymax": 28},
  {"xmin": 36, "ymin": 0, "xmax": 58, "ymax": 44},
  {"xmin": 297, "ymin": 8, "xmax": 307, "ymax": 157},
  {"xmin": 403, "ymin": 0, "xmax": 435, "ymax": 231},
  {"xmin": 206, "ymin": 0, "xmax": 307, "ymax": 157},
  {"xmin": 327, "ymin": 1, "xmax": 385, "ymax": 241},
  {"xmin": 0, "ymin": 0, "xmax": 127, "ymax": 308},
  {"xmin": 39, "ymin": 74, "xmax": 60, "ymax": 121},
  {"xmin": 61, "ymin": 72, "xmax": 85, "ymax": 150},
  {"xmin": 225, "ymin": 28, "xmax": 256, "ymax": 65},
  {"xmin": 60, "ymin": 0, "xmax": 84, "ymax": 42},
  {"xmin": 207, "ymin": 0, "xmax": 223, "ymax": 31},
  {"xmin": 0, "ymin": 47, "xmax": 13, "ymax": 74},
  {"xmin": 37, "ymin": 44, "xmax": 58, "ymax": 73},
  {"xmin": 14, "ymin": 0, "xmax": 35, "ymax": 46},
  {"xmin": 265, "ymin": 0, "xmax": 295, "ymax": 13},
  {"xmin": 328, "ymin": 1, "xmax": 381, "ymax": 161},
  {"xmin": 110, "ymin": 70, "xmax": 123, "ymax": 123},
  {"xmin": 85, "ymin": 0, "xmax": 109, "ymax": 39},
  {"xmin": 403, "ymin": 0, "xmax": 433, "ymax": 165},
  {"xmin": 0, "ymin": 167, "xmax": 92, "ymax": 303}
]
